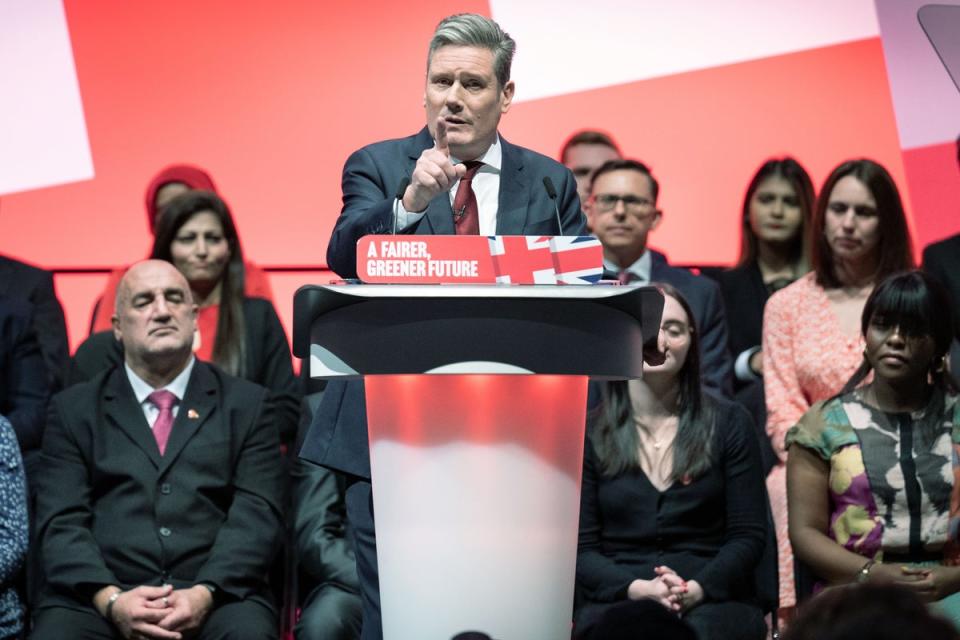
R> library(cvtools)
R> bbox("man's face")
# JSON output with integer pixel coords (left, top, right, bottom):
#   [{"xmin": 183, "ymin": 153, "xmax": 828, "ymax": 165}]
[
  {"xmin": 425, "ymin": 45, "xmax": 515, "ymax": 160},
  {"xmin": 113, "ymin": 260, "xmax": 197, "ymax": 369},
  {"xmin": 564, "ymin": 143, "xmax": 621, "ymax": 203},
  {"xmin": 587, "ymin": 169, "xmax": 661, "ymax": 256}
]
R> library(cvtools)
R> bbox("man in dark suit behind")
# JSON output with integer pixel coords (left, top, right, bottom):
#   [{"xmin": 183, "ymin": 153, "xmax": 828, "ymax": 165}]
[
  {"xmin": 305, "ymin": 13, "xmax": 586, "ymax": 639},
  {"xmin": 31, "ymin": 260, "xmax": 284, "ymax": 640},
  {"xmin": 0, "ymin": 254, "xmax": 68, "ymax": 390},
  {"xmin": 921, "ymin": 135, "xmax": 960, "ymax": 372},
  {"xmin": 586, "ymin": 159, "xmax": 733, "ymax": 397}
]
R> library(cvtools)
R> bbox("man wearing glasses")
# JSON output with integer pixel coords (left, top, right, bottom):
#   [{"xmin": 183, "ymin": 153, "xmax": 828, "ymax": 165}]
[{"xmin": 587, "ymin": 159, "xmax": 732, "ymax": 397}]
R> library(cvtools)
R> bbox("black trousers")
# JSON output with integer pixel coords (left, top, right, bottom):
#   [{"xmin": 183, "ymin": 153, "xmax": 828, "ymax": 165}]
[
  {"xmin": 29, "ymin": 600, "xmax": 277, "ymax": 640},
  {"xmin": 345, "ymin": 479, "xmax": 381, "ymax": 640}
]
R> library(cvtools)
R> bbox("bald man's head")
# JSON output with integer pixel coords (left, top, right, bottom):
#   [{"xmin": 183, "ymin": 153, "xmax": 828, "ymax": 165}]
[{"xmin": 113, "ymin": 260, "xmax": 197, "ymax": 375}]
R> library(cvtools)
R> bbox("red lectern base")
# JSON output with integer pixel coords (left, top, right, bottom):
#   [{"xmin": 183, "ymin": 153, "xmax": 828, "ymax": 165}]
[{"xmin": 365, "ymin": 374, "xmax": 588, "ymax": 640}]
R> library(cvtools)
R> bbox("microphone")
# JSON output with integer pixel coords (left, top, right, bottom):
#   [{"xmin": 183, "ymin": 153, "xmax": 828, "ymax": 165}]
[
  {"xmin": 392, "ymin": 177, "xmax": 411, "ymax": 235},
  {"xmin": 542, "ymin": 176, "xmax": 564, "ymax": 236}
]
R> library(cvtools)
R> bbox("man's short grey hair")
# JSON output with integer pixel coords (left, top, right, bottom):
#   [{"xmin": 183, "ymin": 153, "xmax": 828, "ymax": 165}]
[{"xmin": 428, "ymin": 14, "xmax": 516, "ymax": 88}]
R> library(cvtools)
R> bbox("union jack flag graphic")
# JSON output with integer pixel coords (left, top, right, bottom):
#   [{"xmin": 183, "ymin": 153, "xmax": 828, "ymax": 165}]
[{"xmin": 487, "ymin": 235, "xmax": 603, "ymax": 285}]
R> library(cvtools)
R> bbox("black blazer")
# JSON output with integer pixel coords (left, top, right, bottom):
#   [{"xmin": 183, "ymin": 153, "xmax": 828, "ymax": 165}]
[
  {"xmin": 710, "ymin": 263, "xmax": 769, "ymax": 366},
  {"xmin": 0, "ymin": 296, "xmax": 51, "ymax": 468},
  {"xmin": 69, "ymin": 297, "xmax": 301, "ymax": 444},
  {"xmin": 923, "ymin": 233, "xmax": 960, "ymax": 340},
  {"xmin": 36, "ymin": 361, "xmax": 285, "ymax": 612},
  {"xmin": 326, "ymin": 127, "xmax": 586, "ymax": 279},
  {"xmin": 0, "ymin": 255, "xmax": 68, "ymax": 389}
]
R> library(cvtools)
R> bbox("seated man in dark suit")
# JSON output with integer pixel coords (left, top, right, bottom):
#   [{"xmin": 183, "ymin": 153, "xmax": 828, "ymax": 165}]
[
  {"xmin": 293, "ymin": 393, "xmax": 361, "ymax": 640},
  {"xmin": 921, "ymin": 134, "xmax": 960, "ymax": 372},
  {"xmin": 0, "ymin": 296, "xmax": 50, "ymax": 482},
  {"xmin": 305, "ymin": 13, "xmax": 586, "ymax": 640},
  {"xmin": 31, "ymin": 260, "xmax": 285, "ymax": 640},
  {"xmin": 0, "ymin": 254, "xmax": 68, "ymax": 390},
  {"xmin": 586, "ymin": 159, "xmax": 733, "ymax": 397}
]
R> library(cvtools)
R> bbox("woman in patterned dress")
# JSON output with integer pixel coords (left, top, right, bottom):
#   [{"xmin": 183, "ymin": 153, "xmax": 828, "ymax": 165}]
[
  {"xmin": 761, "ymin": 159, "xmax": 914, "ymax": 612},
  {"xmin": 786, "ymin": 270, "xmax": 960, "ymax": 626}
]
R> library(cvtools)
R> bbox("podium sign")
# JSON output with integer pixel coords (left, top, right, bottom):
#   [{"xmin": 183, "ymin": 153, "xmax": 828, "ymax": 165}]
[{"xmin": 357, "ymin": 235, "xmax": 603, "ymax": 285}]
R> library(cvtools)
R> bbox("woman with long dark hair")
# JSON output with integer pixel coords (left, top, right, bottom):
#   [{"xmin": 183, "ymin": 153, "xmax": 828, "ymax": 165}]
[
  {"xmin": 762, "ymin": 159, "xmax": 914, "ymax": 612},
  {"xmin": 711, "ymin": 157, "xmax": 815, "ymax": 472},
  {"xmin": 576, "ymin": 284, "xmax": 768, "ymax": 640},
  {"xmin": 787, "ymin": 270, "xmax": 960, "ymax": 627}
]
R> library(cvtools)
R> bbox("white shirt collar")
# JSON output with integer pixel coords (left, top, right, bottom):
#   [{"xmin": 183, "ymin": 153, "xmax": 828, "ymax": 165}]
[
  {"xmin": 448, "ymin": 133, "xmax": 502, "ymax": 172},
  {"xmin": 603, "ymin": 250, "xmax": 652, "ymax": 283},
  {"xmin": 125, "ymin": 356, "xmax": 196, "ymax": 405}
]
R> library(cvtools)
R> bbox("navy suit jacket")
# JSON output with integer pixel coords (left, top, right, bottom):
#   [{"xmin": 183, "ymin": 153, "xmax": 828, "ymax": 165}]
[
  {"xmin": 305, "ymin": 129, "xmax": 587, "ymax": 478},
  {"xmin": 326, "ymin": 127, "xmax": 586, "ymax": 279},
  {"xmin": 649, "ymin": 251, "xmax": 733, "ymax": 398}
]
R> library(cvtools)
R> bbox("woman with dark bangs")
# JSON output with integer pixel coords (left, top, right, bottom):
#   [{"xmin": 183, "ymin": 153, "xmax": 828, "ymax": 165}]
[
  {"xmin": 786, "ymin": 271, "xmax": 960, "ymax": 627},
  {"xmin": 761, "ymin": 159, "xmax": 914, "ymax": 612},
  {"xmin": 575, "ymin": 284, "xmax": 768, "ymax": 640}
]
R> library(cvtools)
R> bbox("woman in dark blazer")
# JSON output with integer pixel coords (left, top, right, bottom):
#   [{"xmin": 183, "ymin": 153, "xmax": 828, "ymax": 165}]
[
  {"xmin": 70, "ymin": 191, "xmax": 299, "ymax": 443},
  {"xmin": 710, "ymin": 158, "xmax": 814, "ymax": 473},
  {"xmin": 575, "ymin": 284, "xmax": 768, "ymax": 640}
]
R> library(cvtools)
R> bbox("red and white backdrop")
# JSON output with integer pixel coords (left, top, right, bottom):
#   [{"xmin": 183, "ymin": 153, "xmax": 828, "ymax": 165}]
[{"xmin": 1, "ymin": 0, "xmax": 958, "ymax": 352}]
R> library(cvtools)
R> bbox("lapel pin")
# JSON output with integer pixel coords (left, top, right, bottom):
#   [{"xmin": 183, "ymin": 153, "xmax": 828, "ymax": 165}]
[{"xmin": 187, "ymin": 409, "xmax": 200, "ymax": 420}]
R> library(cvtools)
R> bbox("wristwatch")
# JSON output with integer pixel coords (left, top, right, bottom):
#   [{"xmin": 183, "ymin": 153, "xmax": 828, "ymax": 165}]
[
  {"xmin": 104, "ymin": 590, "xmax": 123, "ymax": 621},
  {"xmin": 857, "ymin": 559, "xmax": 876, "ymax": 583}
]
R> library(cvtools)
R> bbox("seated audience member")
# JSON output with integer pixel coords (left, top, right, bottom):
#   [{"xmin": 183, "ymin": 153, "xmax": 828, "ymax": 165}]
[
  {"xmin": 921, "ymin": 134, "xmax": 960, "ymax": 372},
  {"xmin": 576, "ymin": 285, "xmax": 767, "ymax": 640},
  {"xmin": 31, "ymin": 260, "xmax": 284, "ymax": 640},
  {"xmin": 763, "ymin": 158, "xmax": 914, "ymax": 612},
  {"xmin": 71, "ymin": 191, "xmax": 300, "ymax": 444},
  {"xmin": 559, "ymin": 130, "xmax": 622, "ymax": 205},
  {"xmin": 782, "ymin": 583, "xmax": 959, "ymax": 640},
  {"xmin": 710, "ymin": 158, "xmax": 814, "ymax": 473},
  {"xmin": 787, "ymin": 270, "xmax": 960, "ymax": 627},
  {"xmin": 89, "ymin": 164, "xmax": 274, "ymax": 335},
  {"xmin": 0, "ymin": 253, "xmax": 68, "ymax": 390},
  {"xmin": 587, "ymin": 159, "xmax": 733, "ymax": 397},
  {"xmin": 293, "ymin": 394, "xmax": 361, "ymax": 640},
  {"xmin": 0, "ymin": 415, "xmax": 28, "ymax": 639},
  {"xmin": 0, "ymin": 297, "xmax": 50, "ymax": 482}
]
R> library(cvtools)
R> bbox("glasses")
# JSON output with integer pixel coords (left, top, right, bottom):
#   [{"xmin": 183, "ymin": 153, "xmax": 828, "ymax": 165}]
[{"xmin": 591, "ymin": 193, "xmax": 656, "ymax": 216}]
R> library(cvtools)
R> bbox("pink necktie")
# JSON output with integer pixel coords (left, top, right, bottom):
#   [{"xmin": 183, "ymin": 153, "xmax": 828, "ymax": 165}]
[
  {"xmin": 148, "ymin": 390, "xmax": 177, "ymax": 455},
  {"xmin": 453, "ymin": 161, "xmax": 483, "ymax": 235}
]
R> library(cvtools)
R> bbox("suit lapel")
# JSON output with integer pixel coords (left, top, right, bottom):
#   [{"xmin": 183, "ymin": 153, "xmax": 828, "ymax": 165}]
[
  {"xmin": 495, "ymin": 137, "xmax": 530, "ymax": 235},
  {"xmin": 158, "ymin": 363, "xmax": 217, "ymax": 475},
  {"xmin": 103, "ymin": 369, "xmax": 162, "ymax": 469}
]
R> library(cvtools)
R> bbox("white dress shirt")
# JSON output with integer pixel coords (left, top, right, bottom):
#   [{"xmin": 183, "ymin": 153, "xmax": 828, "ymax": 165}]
[
  {"xmin": 603, "ymin": 250, "xmax": 652, "ymax": 284},
  {"xmin": 125, "ymin": 357, "xmax": 196, "ymax": 427}
]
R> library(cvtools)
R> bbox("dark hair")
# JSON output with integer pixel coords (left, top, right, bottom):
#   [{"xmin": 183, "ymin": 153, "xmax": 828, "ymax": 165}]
[
  {"xmin": 843, "ymin": 270, "xmax": 957, "ymax": 395},
  {"xmin": 559, "ymin": 130, "xmax": 621, "ymax": 164},
  {"xmin": 150, "ymin": 190, "xmax": 247, "ymax": 377},
  {"xmin": 590, "ymin": 284, "xmax": 714, "ymax": 480},
  {"xmin": 737, "ymin": 157, "xmax": 815, "ymax": 269},
  {"xmin": 589, "ymin": 159, "xmax": 660, "ymax": 203},
  {"xmin": 812, "ymin": 159, "xmax": 914, "ymax": 288},
  {"xmin": 782, "ymin": 583, "xmax": 958, "ymax": 640}
]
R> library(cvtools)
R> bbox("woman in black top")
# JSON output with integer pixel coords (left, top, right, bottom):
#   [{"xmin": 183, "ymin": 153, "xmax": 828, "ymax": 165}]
[
  {"xmin": 712, "ymin": 157, "xmax": 814, "ymax": 472},
  {"xmin": 576, "ymin": 284, "xmax": 768, "ymax": 640}
]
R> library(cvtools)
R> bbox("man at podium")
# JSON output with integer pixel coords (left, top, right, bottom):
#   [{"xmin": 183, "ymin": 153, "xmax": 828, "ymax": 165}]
[{"xmin": 304, "ymin": 12, "xmax": 587, "ymax": 640}]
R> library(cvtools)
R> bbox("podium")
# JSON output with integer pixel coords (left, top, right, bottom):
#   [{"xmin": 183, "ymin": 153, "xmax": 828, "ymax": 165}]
[{"xmin": 293, "ymin": 284, "xmax": 663, "ymax": 640}]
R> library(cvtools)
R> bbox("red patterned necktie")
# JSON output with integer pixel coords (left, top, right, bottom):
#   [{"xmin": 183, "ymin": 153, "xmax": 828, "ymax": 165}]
[
  {"xmin": 618, "ymin": 270, "xmax": 638, "ymax": 285},
  {"xmin": 452, "ymin": 161, "xmax": 483, "ymax": 235},
  {"xmin": 147, "ymin": 389, "xmax": 177, "ymax": 455}
]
